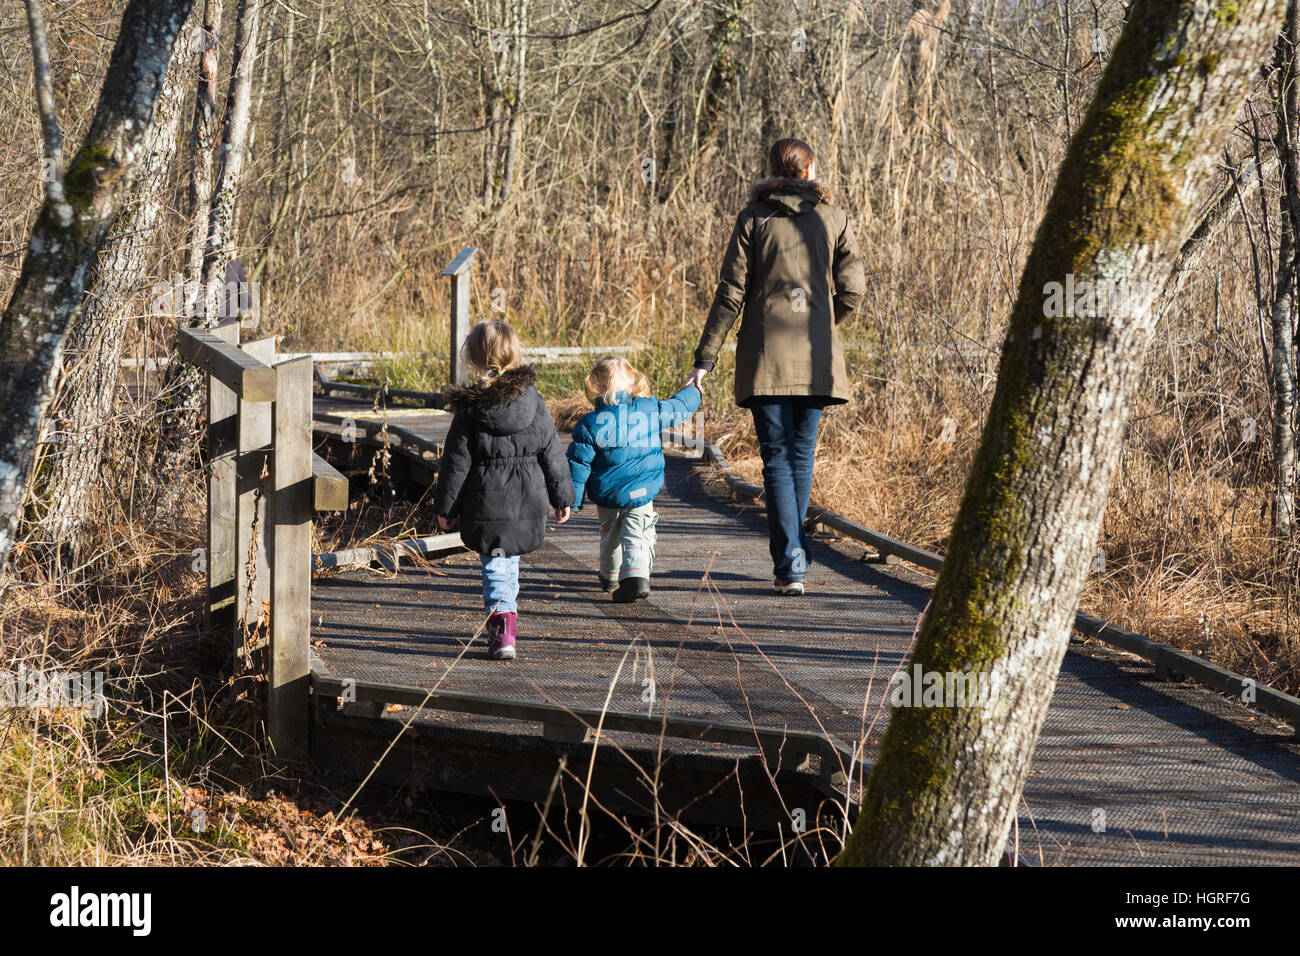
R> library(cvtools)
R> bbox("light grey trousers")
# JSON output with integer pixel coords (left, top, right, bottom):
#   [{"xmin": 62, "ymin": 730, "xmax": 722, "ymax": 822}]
[{"xmin": 597, "ymin": 503, "xmax": 658, "ymax": 581}]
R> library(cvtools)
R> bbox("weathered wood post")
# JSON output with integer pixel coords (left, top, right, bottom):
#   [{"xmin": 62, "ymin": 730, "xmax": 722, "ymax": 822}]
[
  {"xmin": 442, "ymin": 246, "xmax": 478, "ymax": 387},
  {"xmin": 269, "ymin": 355, "xmax": 312, "ymax": 760},
  {"xmin": 207, "ymin": 322, "xmax": 239, "ymax": 635},
  {"xmin": 236, "ymin": 336, "xmax": 277, "ymax": 654},
  {"xmin": 177, "ymin": 324, "xmax": 276, "ymax": 658}
]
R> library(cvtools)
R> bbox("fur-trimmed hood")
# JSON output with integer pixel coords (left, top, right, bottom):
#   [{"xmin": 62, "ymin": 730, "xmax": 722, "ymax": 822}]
[
  {"xmin": 445, "ymin": 365, "xmax": 537, "ymax": 413},
  {"xmin": 748, "ymin": 176, "xmax": 833, "ymax": 211}
]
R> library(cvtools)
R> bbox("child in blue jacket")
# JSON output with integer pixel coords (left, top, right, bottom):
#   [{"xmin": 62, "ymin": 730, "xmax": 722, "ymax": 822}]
[{"xmin": 567, "ymin": 356, "xmax": 702, "ymax": 602}]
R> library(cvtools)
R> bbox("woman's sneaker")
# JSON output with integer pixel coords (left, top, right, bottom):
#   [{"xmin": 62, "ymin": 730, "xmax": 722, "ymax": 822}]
[
  {"xmin": 597, "ymin": 573, "xmax": 618, "ymax": 593},
  {"xmin": 773, "ymin": 578, "xmax": 805, "ymax": 596},
  {"xmin": 487, "ymin": 612, "xmax": 517, "ymax": 660}
]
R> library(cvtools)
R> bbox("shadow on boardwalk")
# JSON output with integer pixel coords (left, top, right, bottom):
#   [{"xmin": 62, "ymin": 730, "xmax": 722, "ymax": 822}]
[{"xmin": 312, "ymin": 428, "xmax": 1300, "ymax": 865}]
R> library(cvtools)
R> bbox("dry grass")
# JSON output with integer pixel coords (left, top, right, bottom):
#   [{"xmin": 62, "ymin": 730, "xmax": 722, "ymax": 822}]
[{"xmin": 1, "ymin": 0, "xmax": 1296, "ymax": 865}]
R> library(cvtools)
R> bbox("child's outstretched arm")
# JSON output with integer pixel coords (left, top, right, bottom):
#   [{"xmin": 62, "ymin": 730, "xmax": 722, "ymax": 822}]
[
  {"xmin": 657, "ymin": 382, "xmax": 703, "ymax": 430},
  {"xmin": 434, "ymin": 412, "xmax": 473, "ymax": 522},
  {"xmin": 565, "ymin": 418, "xmax": 597, "ymax": 509}
]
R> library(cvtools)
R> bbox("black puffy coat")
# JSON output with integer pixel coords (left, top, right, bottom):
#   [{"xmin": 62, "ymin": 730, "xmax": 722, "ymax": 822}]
[{"xmin": 434, "ymin": 366, "xmax": 575, "ymax": 556}]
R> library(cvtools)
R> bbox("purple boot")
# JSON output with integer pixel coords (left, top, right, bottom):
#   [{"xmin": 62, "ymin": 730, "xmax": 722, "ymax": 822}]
[{"xmin": 487, "ymin": 612, "xmax": 517, "ymax": 661}]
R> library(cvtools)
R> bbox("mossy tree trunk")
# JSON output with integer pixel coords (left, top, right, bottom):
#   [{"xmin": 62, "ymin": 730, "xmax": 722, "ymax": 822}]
[
  {"xmin": 838, "ymin": 0, "xmax": 1284, "ymax": 866},
  {"xmin": 31, "ymin": 25, "xmax": 193, "ymax": 558},
  {"xmin": 0, "ymin": 0, "xmax": 196, "ymax": 578}
]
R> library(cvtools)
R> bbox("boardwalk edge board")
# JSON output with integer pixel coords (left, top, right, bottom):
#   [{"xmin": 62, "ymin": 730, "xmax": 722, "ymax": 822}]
[{"xmin": 308, "ymin": 672, "xmax": 857, "ymax": 796}]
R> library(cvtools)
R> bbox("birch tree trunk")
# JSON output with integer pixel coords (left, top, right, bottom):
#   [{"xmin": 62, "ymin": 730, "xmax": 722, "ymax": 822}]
[
  {"xmin": 32, "ymin": 23, "xmax": 193, "ymax": 555},
  {"xmin": 1271, "ymin": 0, "xmax": 1299, "ymax": 538},
  {"xmin": 837, "ymin": 0, "xmax": 1285, "ymax": 866},
  {"xmin": 159, "ymin": 0, "xmax": 259, "ymax": 494},
  {"xmin": 200, "ymin": 0, "xmax": 261, "ymax": 321},
  {"xmin": 0, "ymin": 0, "xmax": 196, "ymax": 577},
  {"xmin": 185, "ymin": 0, "xmax": 224, "ymax": 315}
]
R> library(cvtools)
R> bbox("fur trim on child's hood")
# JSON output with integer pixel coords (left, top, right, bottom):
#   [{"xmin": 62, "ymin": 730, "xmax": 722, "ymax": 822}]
[{"xmin": 445, "ymin": 365, "xmax": 536, "ymax": 412}]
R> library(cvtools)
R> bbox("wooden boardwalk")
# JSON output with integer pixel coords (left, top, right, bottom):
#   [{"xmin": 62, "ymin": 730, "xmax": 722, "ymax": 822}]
[{"xmin": 309, "ymin": 390, "xmax": 1300, "ymax": 865}]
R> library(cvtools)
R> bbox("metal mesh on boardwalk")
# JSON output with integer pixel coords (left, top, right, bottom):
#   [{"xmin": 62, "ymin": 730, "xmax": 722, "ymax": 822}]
[{"xmin": 312, "ymin": 435, "xmax": 1300, "ymax": 865}]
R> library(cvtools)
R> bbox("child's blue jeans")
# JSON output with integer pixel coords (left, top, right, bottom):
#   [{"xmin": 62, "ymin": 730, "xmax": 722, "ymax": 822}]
[{"xmin": 480, "ymin": 553, "xmax": 519, "ymax": 614}]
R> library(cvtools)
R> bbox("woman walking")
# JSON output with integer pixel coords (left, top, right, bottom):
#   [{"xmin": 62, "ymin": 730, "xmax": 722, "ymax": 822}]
[{"xmin": 688, "ymin": 138, "xmax": 866, "ymax": 594}]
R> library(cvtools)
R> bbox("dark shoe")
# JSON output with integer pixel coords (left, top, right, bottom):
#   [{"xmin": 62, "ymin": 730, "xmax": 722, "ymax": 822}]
[
  {"xmin": 598, "ymin": 573, "xmax": 618, "ymax": 593},
  {"xmin": 487, "ymin": 612, "xmax": 517, "ymax": 660},
  {"xmin": 773, "ymin": 578, "xmax": 805, "ymax": 596},
  {"xmin": 612, "ymin": 577, "xmax": 650, "ymax": 603}
]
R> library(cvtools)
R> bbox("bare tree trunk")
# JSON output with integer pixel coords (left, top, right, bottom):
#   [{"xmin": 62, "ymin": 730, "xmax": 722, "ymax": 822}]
[
  {"xmin": 656, "ymin": 24, "xmax": 686, "ymax": 204},
  {"xmin": 693, "ymin": 0, "xmax": 747, "ymax": 172},
  {"xmin": 158, "ymin": 0, "xmax": 259, "ymax": 495},
  {"xmin": 837, "ymin": 0, "xmax": 1283, "ymax": 866},
  {"xmin": 185, "ymin": 0, "xmax": 224, "ymax": 315},
  {"xmin": 1272, "ymin": 0, "xmax": 1299, "ymax": 538},
  {"xmin": 498, "ymin": 0, "xmax": 528, "ymax": 205},
  {"xmin": 32, "ymin": 25, "xmax": 193, "ymax": 554},
  {"xmin": 23, "ymin": 0, "xmax": 63, "ymax": 198},
  {"xmin": 478, "ymin": 0, "xmax": 504, "ymax": 209},
  {"xmin": 200, "ymin": 0, "xmax": 262, "ymax": 321},
  {"xmin": 0, "ymin": 0, "xmax": 196, "ymax": 577}
]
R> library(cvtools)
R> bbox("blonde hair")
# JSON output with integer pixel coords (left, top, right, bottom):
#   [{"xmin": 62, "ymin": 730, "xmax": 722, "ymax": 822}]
[
  {"xmin": 584, "ymin": 355, "xmax": 649, "ymax": 405},
  {"xmin": 462, "ymin": 319, "xmax": 523, "ymax": 379}
]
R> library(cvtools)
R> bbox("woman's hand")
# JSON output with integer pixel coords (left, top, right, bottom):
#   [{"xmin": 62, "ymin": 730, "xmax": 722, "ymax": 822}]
[
  {"xmin": 437, "ymin": 515, "xmax": 456, "ymax": 532},
  {"xmin": 686, "ymin": 367, "xmax": 708, "ymax": 392},
  {"xmin": 554, "ymin": 506, "xmax": 571, "ymax": 524}
]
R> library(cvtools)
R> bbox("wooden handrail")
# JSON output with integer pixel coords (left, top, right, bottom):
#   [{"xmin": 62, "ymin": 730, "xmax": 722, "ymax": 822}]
[
  {"xmin": 176, "ymin": 326, "xmax": 276, "ymax": 401},
  {"xmin": 311, "ymin": 453, "xmax": 348, "ymax": 511}
]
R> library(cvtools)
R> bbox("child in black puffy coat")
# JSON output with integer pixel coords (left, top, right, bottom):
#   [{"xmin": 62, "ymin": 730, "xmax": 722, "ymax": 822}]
[{"xmin": 434, "ymin": 320, "xmax": 575, "ymax": 660}]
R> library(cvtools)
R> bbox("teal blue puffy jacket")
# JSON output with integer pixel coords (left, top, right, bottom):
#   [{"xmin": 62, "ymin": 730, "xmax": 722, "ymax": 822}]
[{"xmin": 566, "ymin": 385, "xmax": 702, "ymax": 509}]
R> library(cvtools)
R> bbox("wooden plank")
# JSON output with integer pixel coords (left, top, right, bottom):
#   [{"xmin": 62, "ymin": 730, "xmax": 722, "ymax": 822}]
[
  {"xmin": 310, "ymin": 706, "xmax": 840, "ymax": 835},
  {"xmin": 235, "ymin": 336, "xmax": 276, "ymax": 645},
  {"xmin": 312, "ymin": 412, "xmax": 444, "ymax": 457},
  {"xmin": 270, "ymin": 355, "xmax": 313, "ymax": 760},
  {"xmin": 311, "ymin": 452, "xmax": 349, "ymax": 511},
  {"xmin": 309, "ymin": 671, "xmax": 852, "ymax": 771},
  {"xmin": 311, "ymin": 531, "xmax": 464, "ymax": 573},
  {"xmin": 176, "ymin": 326, "xmax": 276, "ymax": 401},
  {"xmin": 312, "ymin": 371, "xmax": 445, "ymax": 408},
  {"xmin": 207, "ymin": 322, "xmax": 239, "ymax": 636}
]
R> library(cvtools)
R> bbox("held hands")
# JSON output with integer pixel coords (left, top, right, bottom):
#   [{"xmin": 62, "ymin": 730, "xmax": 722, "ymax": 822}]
[
  {"xmin": 686, "ymin": 367, "xmax": 708, "ymax": 392},
  {"xmin": 437, "ymin": 515, "xmax": 456, "ymax": 532},
  {"xmin": 554, "ymin": 506, "xmax": 571, "ymax": 524}
]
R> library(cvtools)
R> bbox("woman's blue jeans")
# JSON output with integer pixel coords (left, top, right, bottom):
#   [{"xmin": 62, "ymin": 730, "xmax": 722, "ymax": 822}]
[
  {"xmin": 749, "ymin": 397, "xmax": 825, "ymax": 582},
  {"xmin": 480, "ymin": 553, "xmax": 520, "ymax": 614}
]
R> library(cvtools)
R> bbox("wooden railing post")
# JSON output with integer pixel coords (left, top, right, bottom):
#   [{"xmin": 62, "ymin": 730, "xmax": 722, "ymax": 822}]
[
  {"xmin": 207, "ymin": 322, "xmax": 240, "ymax": 636},
  {"xmin": 235, "ymin": 336, "xmax": 277, "ymax": 655},
  {"xmin": 269, "ymin": 355, "xmax": 312, "ymax": 760},
  {"xmin": 442, "ymin": 246, "xmax": 478, "ymax": 387}
]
